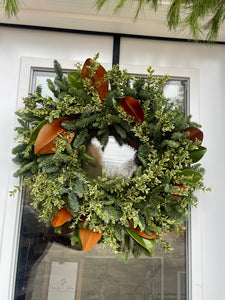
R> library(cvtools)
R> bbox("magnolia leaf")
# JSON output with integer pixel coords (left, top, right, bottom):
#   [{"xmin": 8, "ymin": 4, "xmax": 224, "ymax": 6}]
[
  {"xmin": 189, "ymin": 146, "xmax": 207, "ymax": 163},
  {"xmin": 126, "ymin": 227, "xmax": 155, "ymax": 254},
  {"xmin": 182, "ymin": 126, "xmax": 203, "ymax": 145},
  {"xmin": 68, "ymin": 71, "xmax": 83, "ymax": 90},
  {"xmin": 171, "ymin": 184, "xmax": 186, "ymax": 198},
  {"xmin": 79, "ymin": 227, "xmax": 103, "ymax": 252},
  {"xmin": 81, "ymin": 58, "xmax": 109, "ymax": 101},
  {"xmin": 34, "ymin": 118, "xmax": 75, "ymax": 154},
  {"xmin": 120, "ymin": 96, "xmax": 144, "ymax": 122},
  {"xmin": 28, "ymin": 120, "xmax": 48, "ymax": 145},
  {"xmin": 179, "ymin": 169, "xmax": 203, "ymax": 184},
  {"xmin": 128, "ymin": 220, "xmax": 157, "ymax": 239},
  {"xmin": 51, "ymin": 206, "xmax": 73, "ymax": 227}
]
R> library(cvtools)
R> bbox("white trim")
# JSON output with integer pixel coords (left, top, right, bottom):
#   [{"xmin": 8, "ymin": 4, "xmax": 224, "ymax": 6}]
[{"xmin": 120, "ymin": 63, "xmax": 202, "ymax": 300}]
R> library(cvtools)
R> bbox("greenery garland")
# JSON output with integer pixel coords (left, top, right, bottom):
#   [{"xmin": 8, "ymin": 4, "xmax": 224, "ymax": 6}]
[
  {"xmin": 2, "ymin": 0, "xmax": 224, "ymax": 40},
  {"xmin": 12, "ymin": 54, "xmax": 208, "ymax": 261},
  {"xmin": 96, "ymin": 0, "xmax": 225, "ymax": 41}
]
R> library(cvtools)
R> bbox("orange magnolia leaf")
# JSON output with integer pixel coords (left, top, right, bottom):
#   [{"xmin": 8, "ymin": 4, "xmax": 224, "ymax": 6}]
[
  {"xmin": 34, "ymin": 118, "xmax": 75, "ymax": 154},
  {"xmin": 128, "ymin": 220, "xmax": 157, "ymax": 240},
  {"xmin": 171, "ymin": 184, "xmax": 186, "ymax": 198},
  {"xmin": 120, "ymin": 97, "xmax": 144, "ymax": 122},
  {"xmin": 79, "ymin": 227, "xmax": 103, "ymax": 252},
  {"xmin": 51, "ymin": 206, "xmax": 73, "ymax": 227},
  {"xmin": 81, "ymin": 58, "xmax": 109, "ymax": 101},
  {"xmin": 182, "ymin": 126, "xmax": 203, "ymax": 145}
]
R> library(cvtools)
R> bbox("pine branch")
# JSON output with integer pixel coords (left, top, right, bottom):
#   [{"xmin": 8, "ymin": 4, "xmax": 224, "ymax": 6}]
[
  {"xmin": 96, "ymin": 0, "xmax": 225, "ymax": 40},
  {"xmin": 2, "ymin": 0, "xmax": 20, "ymax": 17}
]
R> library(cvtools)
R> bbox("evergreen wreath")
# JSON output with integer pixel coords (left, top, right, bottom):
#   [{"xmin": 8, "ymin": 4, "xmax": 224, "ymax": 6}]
[{"xmin": 12, "ymin": 54, "xmax": 208, "ymax": 260}]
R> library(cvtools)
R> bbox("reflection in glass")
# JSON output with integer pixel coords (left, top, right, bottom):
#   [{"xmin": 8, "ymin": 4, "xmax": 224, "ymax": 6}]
[
  {"xmin": 32, "ymin": 71, "xmax": 55, "ymax": 98},
  {"xmin": 14, "ymin": 71, "xmax": 188, "ymax": 300},
  {"xmin": 163, "ymin": 80, "xmax": 186, "ymax": 114},
  {"xmin": 15, "ymin": 193, "xmax": 186, "ymax": 300},
  {"xmin": 89, "ymin": 137, "xmax": 137, "ymax": 179}
]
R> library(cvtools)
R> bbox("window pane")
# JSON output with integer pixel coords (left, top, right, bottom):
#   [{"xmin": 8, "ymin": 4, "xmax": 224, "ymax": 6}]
[
  {"xmin": 32, "ymin": 70, "xmax": 56, "ymax": 98},
  {"xmin": 163, "ymin": 80, "xmax": 186, "ymax": 114},
  {"xmin": 14, "ymin": 70, "xmax": 189, "ymax": 300}
]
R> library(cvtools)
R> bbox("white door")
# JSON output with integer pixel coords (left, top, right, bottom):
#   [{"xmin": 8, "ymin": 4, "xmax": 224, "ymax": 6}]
[{"xmin": 0, "ymin": 26, "xmax": 225, "ymax": 300}]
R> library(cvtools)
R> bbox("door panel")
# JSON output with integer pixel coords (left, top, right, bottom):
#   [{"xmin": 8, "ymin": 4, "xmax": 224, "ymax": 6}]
[
  {"xmin": 0, "ymin": 27, "xmax": 113, "ymax": 300},
  {"xmin": 14, "ymin": 69, "xmax": 188, "ymax": 300}
]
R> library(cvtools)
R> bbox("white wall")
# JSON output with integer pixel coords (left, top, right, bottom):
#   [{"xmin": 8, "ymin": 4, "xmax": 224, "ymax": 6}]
[
  {"xmin": 0, "ymin": 27, "xmax": 225, "ymax": 300},
  {"xmin": 120, "ymin": 38, "xmax": 225, "ymax": 300},
  {"xmin": 0, "ymin": 26, "xmax": 113, "ymax": 300}
]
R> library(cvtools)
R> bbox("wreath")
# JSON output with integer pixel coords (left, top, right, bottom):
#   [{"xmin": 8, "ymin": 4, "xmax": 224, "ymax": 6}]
[{"xmin": 12, "ymin": 54, "xmax": 208, "ymax": 260}]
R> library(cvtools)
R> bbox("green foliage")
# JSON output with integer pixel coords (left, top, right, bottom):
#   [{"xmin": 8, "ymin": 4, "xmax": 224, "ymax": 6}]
[
  {"xmin": 2, "ymin": 0, "xmax": 224, "ymax": 40},
  {"xmin": 12, "ymin": 56, "xmax": 208, "ymax": 260},
  {"xmin": 126, "ymin": 227, "xmax": 155, "ymax": 254},
  {"xmin": 95, "ymin": 0, "xmax": 225, "ymax": 40},
  {"xmin": 1, "ymin": 0, "xmax": 19, "ymax": 17},
  {"xmin": 167, "ymin": 0, "xmax": 225, "ymax": 40}
]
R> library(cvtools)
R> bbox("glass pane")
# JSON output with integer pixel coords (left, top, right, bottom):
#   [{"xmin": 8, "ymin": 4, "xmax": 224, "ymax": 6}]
[
  {"xmin": 163, "ymin": 80, "xmax": 186, "ymax": 114},
  {"xmin": 14, "ymin": 70, "xmax": 188, "ymax": 300},
  {"xmin": 32, "ymin": 70, "xmax": 56, "ymax": 98}
]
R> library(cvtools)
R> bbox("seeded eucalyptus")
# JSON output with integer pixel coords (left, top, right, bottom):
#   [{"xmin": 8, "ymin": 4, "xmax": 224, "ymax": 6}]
[{"xmin": 12, "ymin": 55, "xmax": 208, "ymax": 260}]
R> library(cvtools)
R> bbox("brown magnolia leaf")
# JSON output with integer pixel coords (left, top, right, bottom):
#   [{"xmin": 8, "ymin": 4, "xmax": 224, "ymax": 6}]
[
  {"xmin": 127, "ymin": 139, "xmax": 139, "ymax": 149},
  {"xmin": 120, "ymin": 97, "xmax": 144, "ymax": 122},
  {"xmin": 79, "ymin": 227, "xmax": 103, "ymax": 252},
  {"xmin": 182, "ymin": 126, "xmax": 203, "ymax": 145},
  {"xmin": 34, "ymin": 118, "xmax": 75, "ymax": 154},
  {"xmin": 81, "ymin": 58, "xmax": 109, "ymax": 101},
  {"xmin": 128, "ymin": 220, "xmax": 157, "ymax": 240},
  {"xmin": 171, "ymin": 184, "xmax": 186, "ymax": 198},
  {"xmin": 51, "ymin": 206, "xmax": 73, "ymax": 227}
]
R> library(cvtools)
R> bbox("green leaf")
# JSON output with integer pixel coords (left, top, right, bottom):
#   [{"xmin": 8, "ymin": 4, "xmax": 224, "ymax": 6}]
[
  {"xmin": 189, "ymin": 146, "xmax": 207, "ymax": 163},
  {"xmin": 112, "ymin": 97, "xmax": 120, "ymax": 111},
  {"xmin": 126, "ymin": 227, "xmax": 155, "ymax": 254},
  {"xmin": 68, "ymin": 71, "xmax": 83, "ymax": 90},
  {"xmin": 70, "ymin": 235, "xmax": 77, "ymax": 246},
  {"xmin": 179, "ymin": 169, "xmax": 203, "ymax": 184},
  {"xmin": 28, "ymin": 120, "xmax": 48, "ymax": 145}
]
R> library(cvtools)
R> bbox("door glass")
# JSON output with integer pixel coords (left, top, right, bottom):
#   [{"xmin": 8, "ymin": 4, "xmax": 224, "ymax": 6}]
[
  {"xmin": 31, "ymin": 70, "xmax": 56, "ymax": 98},
  {"xmin": 14, "ymin": 70, "xmax": 189, "ymax": 300},
  {"xmin": 163, "ymin": 79, "xmax": 187, "ymax": 115}
]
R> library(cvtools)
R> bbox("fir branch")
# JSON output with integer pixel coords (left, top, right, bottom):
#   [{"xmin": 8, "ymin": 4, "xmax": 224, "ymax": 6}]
[
  {"xmin": 73, "ymin": 128, "xmax": 89, "ymax": 148},
  {"xmin": 2, "ymin": 0, "xmax": 20, "ymax": 17},
  {"xmin": 95, "ymin": 0, "xmax": 225, "ymax": 40},
  {"xmin": 54, "ymin": 60, "xmax": 63, "ymax": 81}
]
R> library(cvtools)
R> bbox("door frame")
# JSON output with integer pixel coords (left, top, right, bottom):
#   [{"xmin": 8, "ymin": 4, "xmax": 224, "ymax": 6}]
[{"xmin": 3, "ymin": 56, "xmax": 201, "ymax": 300}]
